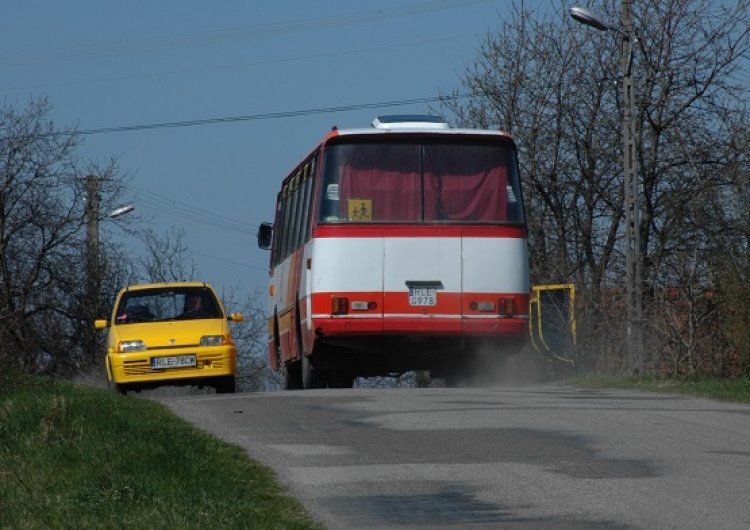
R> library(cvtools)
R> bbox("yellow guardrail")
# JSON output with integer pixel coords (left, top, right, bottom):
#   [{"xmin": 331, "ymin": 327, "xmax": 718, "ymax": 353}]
[{"xmin": 529, "ymin": 284, "xmax": 576, "ymax": 365}]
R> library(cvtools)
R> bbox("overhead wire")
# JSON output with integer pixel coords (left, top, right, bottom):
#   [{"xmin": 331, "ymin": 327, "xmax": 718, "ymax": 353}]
[
  {"xmin": 78, "ymin": 95, "xmax": 467, "ymax": 135},
  {"xmin": 0, "ymin": 0, "xmax": 493, "ymax": 68},
  {"xmin": 127, "ymin": 188, "xmax": 268, "ymax": 270},
  {"xmin": 191, "ymin": 249, "xmax": 268, "ymax": 272},
  {"xmin": 129, "ymin": 184, "xmax": 253, "ymax": 234},
  {"xmin": 1, "ymin": 1, "xmax": 490, "ymax": 274},
  {"xmin": 3, "ymin": 33, "xmax": 481, "ymax": 93},
  {"xmin": 108, "ymin": 92, "xmax": 468, "ymax": 239},
  {"xmin": 133, "ymin": 195, "xmax": 253, "ymax": 235}
]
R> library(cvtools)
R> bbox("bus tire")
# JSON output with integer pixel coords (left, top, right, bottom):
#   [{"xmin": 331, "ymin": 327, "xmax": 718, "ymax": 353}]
[
  {"xmin": 330, "ymin": 371, "xmax": 355, "ymax": 388},
  {"xmin": 302, "ymin": 353, "xmax": 328, "ymax": 389},
  {"xmin": 285, "ymin": 361, "xmax": 302, "ymax": 390}
]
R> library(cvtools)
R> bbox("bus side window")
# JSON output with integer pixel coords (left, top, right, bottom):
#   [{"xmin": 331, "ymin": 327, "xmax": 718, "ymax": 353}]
[
  {"xmin": 271, "ymin": 194, "xmax": 283, "ymax": 266},
  {"xmin": 322, "ymin": 184, "xmax": 340, "ymax": 221},
  {"xmin": 299, "ymin": 161, "xmax": 315, "ymax": 243},
  {"xmin": 288, "ymin": 174, "xmax": 302, "ymax": 252},
  {"xmin": 280, "ymin": 185, "xmax": 293, "ymax": 262}
]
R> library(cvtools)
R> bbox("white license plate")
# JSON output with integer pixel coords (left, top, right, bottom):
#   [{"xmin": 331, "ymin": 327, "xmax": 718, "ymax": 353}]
[
  {"xmin": 409, "ymin": 287, "xmax": 437, "ymax": 306},
  {"xmin": 151, "ymin": 355, "xmax": 197, "ymax": 369}
]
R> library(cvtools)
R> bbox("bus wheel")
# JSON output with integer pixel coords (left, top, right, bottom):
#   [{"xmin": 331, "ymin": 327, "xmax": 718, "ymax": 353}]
[
  {"xmin": 330, "ymin": 371, "xmax": 355, "ymax": 389},
  {"xmin": 302, "ymin": 353, "xmax": 328, "ymax": 389},
  {"xmin": 285, "ymin": 361, "xmax": 303, "ymax": 390},
  {"xmin": 441, "ymin": 357, "xmax": 478, "ymax": 388}
]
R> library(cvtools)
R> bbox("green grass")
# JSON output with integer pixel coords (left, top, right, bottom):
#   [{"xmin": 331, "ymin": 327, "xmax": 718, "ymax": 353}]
[
  {"xmin": 570, "ymin": 374, "xmax": 750, "ymax": 403},
  {"xmin": 0, "ymin": 376, "xmax": 323, "ymax": 530}
]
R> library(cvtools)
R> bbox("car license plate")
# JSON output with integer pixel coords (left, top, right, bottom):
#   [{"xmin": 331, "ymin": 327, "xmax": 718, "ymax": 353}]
[
  {"xmin": 409, "ymin": 287, "xmax": 437, "ymax": 306},
  {"xmin": 151, "ymin": 355, "xmax": 197, "ymax": 369}
]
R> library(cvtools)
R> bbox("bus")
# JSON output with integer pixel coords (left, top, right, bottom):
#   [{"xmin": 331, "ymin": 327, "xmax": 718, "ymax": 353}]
[{"xmin": 257, "ymin": 115, "xmax": 529, "ymax": 389}]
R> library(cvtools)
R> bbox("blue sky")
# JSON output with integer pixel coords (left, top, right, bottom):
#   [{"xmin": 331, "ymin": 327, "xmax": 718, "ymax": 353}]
[{"xmin": 2, "ymin": 0, "xmax": 552, "ymax": 299}]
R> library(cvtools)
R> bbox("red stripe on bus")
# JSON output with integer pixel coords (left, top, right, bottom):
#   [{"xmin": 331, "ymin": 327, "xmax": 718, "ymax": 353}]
[
  {"xmin": 314, "ymin": 316, "xmax": 527, "ymax": 338},
  {"xmin": 310, "ymin": 291, "xmax": 528, "ymax": 316}
]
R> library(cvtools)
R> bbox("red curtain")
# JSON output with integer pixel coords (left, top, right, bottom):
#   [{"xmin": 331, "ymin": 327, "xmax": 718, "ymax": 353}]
[{"xmin": 334, "ymin": 143, "xmax": 508, "ymax": 222}]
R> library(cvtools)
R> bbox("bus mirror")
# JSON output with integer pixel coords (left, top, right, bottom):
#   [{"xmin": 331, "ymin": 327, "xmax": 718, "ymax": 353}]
[{"xmin": 257, "ymin": 223, "xmax": 273, "ymax": 249}]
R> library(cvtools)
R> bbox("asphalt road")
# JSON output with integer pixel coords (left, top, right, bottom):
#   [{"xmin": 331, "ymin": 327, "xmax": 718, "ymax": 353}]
[{"xmin": 159, "ymin": 383, "xmax": 750, "ymax": 529}]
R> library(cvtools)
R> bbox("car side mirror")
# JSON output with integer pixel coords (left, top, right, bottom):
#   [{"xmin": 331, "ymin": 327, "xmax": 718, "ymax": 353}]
[
  {"xmin": 94, "ymin": 319, "xmax": 110, "ymax": 329},
  {"xmin": 228, "ymin": 313, "xmax": 245, "ymax": 322}
]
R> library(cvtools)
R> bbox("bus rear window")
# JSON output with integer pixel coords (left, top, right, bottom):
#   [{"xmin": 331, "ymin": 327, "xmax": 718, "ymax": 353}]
[{"xmin": 319, "ymin": 139, "xmax": 523, "ymax": 223}]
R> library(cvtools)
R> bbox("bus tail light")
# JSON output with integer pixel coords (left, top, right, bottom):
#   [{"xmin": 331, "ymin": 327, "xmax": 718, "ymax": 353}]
[
  {"xmin": 331, "ymin": 297, "xmax": 349, "ymax": 315},
  {"xmin": 497, "ymin": 298, "xmax": 516, "ymax": 317}
]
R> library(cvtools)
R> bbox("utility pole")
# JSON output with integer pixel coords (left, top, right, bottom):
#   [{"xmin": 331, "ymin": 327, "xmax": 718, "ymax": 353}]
[
  {"xmin": 570, "ymin": 1, "xmax": 644, "ymax": 374},
  {"xmin": 620, "ymin": 0, "xmax": 643, "ymax": 374},
  {"xmin": 84, "ymin": 175, "xmax": 100, "ymax": 361}
]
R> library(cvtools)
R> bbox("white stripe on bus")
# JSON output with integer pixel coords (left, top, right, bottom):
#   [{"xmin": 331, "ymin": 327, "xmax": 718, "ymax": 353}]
[{"xmin": 310, "ymin": 313, "xmax": 529, "ymax": 320}]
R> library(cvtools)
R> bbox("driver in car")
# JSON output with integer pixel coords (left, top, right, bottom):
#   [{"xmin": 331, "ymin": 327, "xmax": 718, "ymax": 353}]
[{"xmin": 182, "ymin": 293, "xmax": 208, "ymax": 317}]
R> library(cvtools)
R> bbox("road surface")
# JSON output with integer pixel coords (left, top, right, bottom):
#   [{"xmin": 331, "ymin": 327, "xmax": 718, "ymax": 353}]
[{"xmin": 159, "ymin": 384, "xmax": 750, "ymax": 529}]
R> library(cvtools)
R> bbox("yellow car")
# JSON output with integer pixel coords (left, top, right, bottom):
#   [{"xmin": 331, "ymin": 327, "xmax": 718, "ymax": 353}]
[{"xmin": 95, "ymin": 282, "xmax": 244, "ymax": 395}]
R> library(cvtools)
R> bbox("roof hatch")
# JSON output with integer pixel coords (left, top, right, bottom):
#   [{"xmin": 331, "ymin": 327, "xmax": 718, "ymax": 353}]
[{"xmin": 372, "ymin": 115, "xmax": 450, "ymax": 130}]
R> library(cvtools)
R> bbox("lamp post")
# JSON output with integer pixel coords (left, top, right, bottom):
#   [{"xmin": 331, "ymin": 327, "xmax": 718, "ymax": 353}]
[{"xmin": 571, "ymin": 3, "xmax": 643, "ymax": 373}]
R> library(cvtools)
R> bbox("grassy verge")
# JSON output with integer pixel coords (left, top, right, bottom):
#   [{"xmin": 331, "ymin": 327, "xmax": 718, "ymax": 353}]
[
  {"xmin": 0, "ymin": 376, "xmax": 323, "ymax": 530},
  {"xmin": 570, "ymin": 374, "xmax": 750, "ymax": 403}
]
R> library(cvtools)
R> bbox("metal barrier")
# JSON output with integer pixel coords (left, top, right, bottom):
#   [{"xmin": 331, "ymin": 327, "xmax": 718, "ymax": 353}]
[{"xmin": 529, "ymin": 284, "xmax": 576, "ymax": 365}]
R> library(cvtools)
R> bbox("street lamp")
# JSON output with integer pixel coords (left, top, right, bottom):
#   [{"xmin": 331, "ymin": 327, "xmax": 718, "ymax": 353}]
[
  {"xmin": 569, "ymin": 6, "xmax": 610, "ymax": 31},
  {"xmin": 107, "ymin": 204, "xmax": 135, "ymax": 219},
  {"xmin": 571, "ymin": 3, "xmax": 643, "ymax": 373}
]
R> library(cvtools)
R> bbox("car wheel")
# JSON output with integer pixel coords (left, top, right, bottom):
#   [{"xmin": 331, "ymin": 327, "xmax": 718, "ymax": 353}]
[{"xmin": 215, "ymin": 376, "xmax": 236, "ymax": 394}]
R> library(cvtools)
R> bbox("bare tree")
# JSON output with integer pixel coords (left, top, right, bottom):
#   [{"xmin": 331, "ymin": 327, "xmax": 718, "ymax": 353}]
[
  {"xmin": 219, "ymin": 286, "xmax": 280, "ymax": 392},
  {"xmin": 442, "ymin": 0, "xmax": 750, "ymax": 374},
  {"xmin": 0, "ymin": 99, "xmax": 276, "ymax": 390},
  {"xmin": 0, "ymin": 99, "xmax": 133, "ymax": 375},
  {"xmin": 444, "ymin": 1, "xmax": 623, "ymax": 290},
  {"xmin": 138, "ymin": 226, "xmax": 199, "ymax": 283}
]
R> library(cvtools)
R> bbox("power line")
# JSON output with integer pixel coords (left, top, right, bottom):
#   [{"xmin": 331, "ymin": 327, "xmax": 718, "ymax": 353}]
[
  {"xmin": 134, "ymin": 196, "xmax": 253, "ymax": 235},
  {"xmin": 3, "ymin": 33, "xmax": 480, "ymax": 93},
  {"xmin": 85, "ymin": 92, "xmax": 467, "ymax": 236},
  {"xmin": 191, "ymin": 249, "xmax": 268, "ymax": 272},
  {"xmin": 0, "ymin": 0, "xmax": 493, "ymax": 68},
  {"xmin": 130, "ymin": 184, "xmax": 254, "ymax": 235},
  {"xmin": 79, "ymin": 95, "xmax": 466, "ymax": 135}
]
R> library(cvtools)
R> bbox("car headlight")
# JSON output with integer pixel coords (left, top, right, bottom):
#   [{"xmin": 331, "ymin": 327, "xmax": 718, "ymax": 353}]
[
  {"xmin": 118, "ymin": 340, "xmax": 146, "ymax": 353},
  {"xmin": 200, "ymin": 335, "xmax": 226, "ymax": 347}
]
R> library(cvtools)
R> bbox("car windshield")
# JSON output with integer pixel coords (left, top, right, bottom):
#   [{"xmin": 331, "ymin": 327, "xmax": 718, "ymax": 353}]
[{"xmin": 114, "ymin": 287, "xmax": 222, "ymax": 324}]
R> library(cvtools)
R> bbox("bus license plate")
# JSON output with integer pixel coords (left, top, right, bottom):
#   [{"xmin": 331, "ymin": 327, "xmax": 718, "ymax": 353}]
[
  {"xmin": 151, "ymin": 355, "xmax": 197, "ymax": 369},
  {"xmin": 409, "ymin": 288, "xmax": 437, "ymax": 306}
]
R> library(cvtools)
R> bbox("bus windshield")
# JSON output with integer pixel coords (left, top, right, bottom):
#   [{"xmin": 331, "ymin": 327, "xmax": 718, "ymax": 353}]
[{"xmin": 318, "ymin": 138, "xmax": 524, "ymax": 224}]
